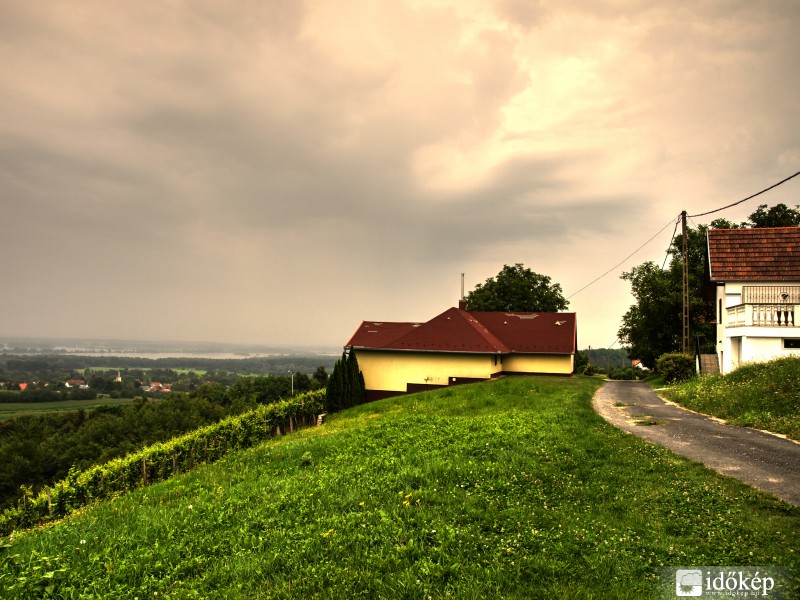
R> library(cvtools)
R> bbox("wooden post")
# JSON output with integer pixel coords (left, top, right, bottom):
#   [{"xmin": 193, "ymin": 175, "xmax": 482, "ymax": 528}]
[
  {"xmin": 682, "ymin": 210, "xmax": 690, "ymax": 354},
  {"xmin": 47, "ymin": 489, "xmax": 52, "ymax": 516}
]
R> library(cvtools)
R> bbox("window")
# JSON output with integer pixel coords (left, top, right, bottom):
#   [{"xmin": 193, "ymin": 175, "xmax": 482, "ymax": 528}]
[{"xmin": 783, "ymin": 339, "xmax": 800, "ymax": 349}]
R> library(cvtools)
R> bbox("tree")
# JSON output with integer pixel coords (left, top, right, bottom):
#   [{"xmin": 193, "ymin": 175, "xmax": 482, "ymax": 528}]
[
  {"xmin": 745, "ymin": 203, "xmax": 800, "ymax": 227},
  {"xmin": 312, "ymin": 366, "xmax": 329, "ymax": 388},
  {"xmin": 465, "ymin": 264, "xmax": 569, "ymax": 312},
  {"xmin": 325, "ymin": 350, "xmax": 365, "ymax": 412}
]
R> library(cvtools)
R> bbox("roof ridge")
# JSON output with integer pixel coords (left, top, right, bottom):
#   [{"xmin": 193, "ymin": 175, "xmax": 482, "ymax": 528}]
[{"xmin": 453, "ymin": 309, "xmax": 510, "ymax": 353}]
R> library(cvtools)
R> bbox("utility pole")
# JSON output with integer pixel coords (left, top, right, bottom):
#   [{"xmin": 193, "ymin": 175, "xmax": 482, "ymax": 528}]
[{"xmin": 681, "ymin": 210, "xmax": 690, "ymax": 354}]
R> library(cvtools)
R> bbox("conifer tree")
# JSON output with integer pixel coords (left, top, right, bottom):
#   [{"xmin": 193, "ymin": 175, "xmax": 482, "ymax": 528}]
[
  {"xmin": 347, "ymin": 350, "xmax": 366, "ymax": 406},
  {"xmin": 325, "ymin": 349, "xmax": 365, "ymax": 411}
]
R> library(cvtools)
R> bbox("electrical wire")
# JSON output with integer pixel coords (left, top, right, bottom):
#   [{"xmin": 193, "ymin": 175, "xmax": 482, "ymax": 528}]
[
  {"xmin": 566, "ymin": 214, "xmax": 680, "ymax": 300},
  {"xmin": 688, "ymin": 170, "xmax": 800, "ymax": 218},
  {"xmin": 661, "ymin": 216, "xmax": 681, "ymax": 269}
]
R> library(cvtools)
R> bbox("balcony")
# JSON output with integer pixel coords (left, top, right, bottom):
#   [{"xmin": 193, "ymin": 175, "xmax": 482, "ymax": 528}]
[
  {"xmin": 725, "ymin": 286, "xmax": 800, "ymax": 329},
  {"xmin": 727, "ymin": 304, "xmax": 797, "ymax": 327}
]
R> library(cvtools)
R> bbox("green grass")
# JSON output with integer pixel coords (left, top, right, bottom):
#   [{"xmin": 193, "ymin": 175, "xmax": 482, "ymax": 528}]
[
  {"xmin": 1, "ymin": 376, "xmax": 798, "ymax": 598},
  {"xmin": 662, "ymin": 356, "xmax": 800, "ymax": 441},
  {"xmin": 0, "ymin": 397, "xmax": 138, "ymax": 420}
]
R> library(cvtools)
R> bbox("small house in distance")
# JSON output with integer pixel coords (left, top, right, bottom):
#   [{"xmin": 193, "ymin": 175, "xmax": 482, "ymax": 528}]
[
  {"xmin": 346, "ymin": 301, "xmax": 577, "ymax": 400},
  {"xmin": 707, "ymin": 226, "xmax": 800, "ymax": 373}
]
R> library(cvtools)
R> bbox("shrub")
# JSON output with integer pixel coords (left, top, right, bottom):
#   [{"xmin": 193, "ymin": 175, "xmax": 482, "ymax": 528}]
[{"xmin": 656, "ymin": 353, "xmax": 695, "ymax": 383}]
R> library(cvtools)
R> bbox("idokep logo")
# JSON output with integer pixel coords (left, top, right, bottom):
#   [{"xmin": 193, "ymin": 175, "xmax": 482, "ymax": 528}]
[
  {"xmin": 663, "ymin": 567, "xmax": 790, "ymax": 599},
  {"xmin": 676, "ymin": 569, "xmax": 703, "ymax": 596}
]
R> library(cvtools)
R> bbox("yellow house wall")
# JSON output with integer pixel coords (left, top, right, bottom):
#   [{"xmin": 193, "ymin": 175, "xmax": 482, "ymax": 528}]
[
  {"xmin": 503, "ymin": 353, "xmax": 574, "ymax": 375},
  {"xmin": 354, "ymin": 350, "xmax": 574, "ymax": 392},
  {"xmin": 354, "ymin": 350, "xmax": 494, "ymax": 392}
]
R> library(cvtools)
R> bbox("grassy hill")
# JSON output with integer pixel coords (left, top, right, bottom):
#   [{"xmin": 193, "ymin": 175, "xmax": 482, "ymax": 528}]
[{"xmin": 1, "ymin": 376, "xmax": 798, "ymax": 598}]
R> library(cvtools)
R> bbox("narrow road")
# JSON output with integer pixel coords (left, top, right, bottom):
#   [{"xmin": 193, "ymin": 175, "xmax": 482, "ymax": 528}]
[{"xmin": 593, "ymin": 380, "xmax": 800, "ymax": 506}]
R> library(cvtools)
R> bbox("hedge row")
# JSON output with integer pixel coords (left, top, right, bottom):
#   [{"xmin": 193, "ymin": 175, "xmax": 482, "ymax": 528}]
[{"xmin": 0, "ymin": 389, "xmax": 326, "ymax": 535}]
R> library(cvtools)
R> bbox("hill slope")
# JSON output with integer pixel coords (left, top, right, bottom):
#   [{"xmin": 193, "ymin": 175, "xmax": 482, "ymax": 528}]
[{"xmin": 1, "ymin": 376, "xmax": 798, "ymax": 598}]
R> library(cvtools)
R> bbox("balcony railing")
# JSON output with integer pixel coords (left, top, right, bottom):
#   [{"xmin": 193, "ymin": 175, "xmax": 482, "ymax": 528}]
[
  {"xmin": 727, "ymin": 304, "xmax": 797, "ymax": 327},
  {"xmin": 742, "ymin": 285, "xmax": 800, "ymax": 304}
]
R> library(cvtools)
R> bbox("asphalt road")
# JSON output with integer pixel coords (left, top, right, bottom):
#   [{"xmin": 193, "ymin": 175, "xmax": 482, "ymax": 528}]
[{"xmin": 593, "ymin": 380, "xmax": 800, "ymax": 506}]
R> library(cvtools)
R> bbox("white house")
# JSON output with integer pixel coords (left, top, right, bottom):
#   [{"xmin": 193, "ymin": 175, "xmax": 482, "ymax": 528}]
[{"xmin": 707, "ymin": 226, "xmax": 800, "ymax": 374}]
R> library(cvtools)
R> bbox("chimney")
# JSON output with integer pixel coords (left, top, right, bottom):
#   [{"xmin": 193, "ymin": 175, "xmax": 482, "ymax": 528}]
[{"xmin": 459, "ymin": 273, "xmax": 467, "ymax": 310}]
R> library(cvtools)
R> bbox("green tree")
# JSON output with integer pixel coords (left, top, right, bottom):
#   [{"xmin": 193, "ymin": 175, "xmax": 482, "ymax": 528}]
[
  {"xmin": 465, "ymin": 264, "xmax": 569, "ymax": 312},
  {"xmin": 618, "ymin": 262, "xmax": 681, "ymax": 369},
  {"xmin": 745, "ymin": 203, "xmax": 800, "ymax": 227},
  {"xmin": 312, "ymin": 366, "xmax": 329, "ymax": 388},
  {"xmin": 346, "ymin": 350, "xmax": 366, "ymax": 407},
  {"xmin": 325, "ymin": 352, "xmax": 346, "ymax": 412},
  {"xmin": 325, "ymin": 350, "xmax": 365, "ymax": 412}
]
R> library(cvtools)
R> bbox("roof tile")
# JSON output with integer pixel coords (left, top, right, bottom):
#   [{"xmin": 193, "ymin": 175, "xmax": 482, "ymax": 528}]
[
  {"xmin": 708, "ymin": 227, "xmax": 800, "ymax": 281},
  {"xmin": 346, "ymin": 307, "xmax": 576, "ymax": 354}
]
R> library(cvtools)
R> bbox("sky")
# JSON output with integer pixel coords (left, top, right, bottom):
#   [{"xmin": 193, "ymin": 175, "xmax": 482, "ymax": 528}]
[{"xmin": 2, "ymin": 0, "xmax": 800, "ymax": 352}]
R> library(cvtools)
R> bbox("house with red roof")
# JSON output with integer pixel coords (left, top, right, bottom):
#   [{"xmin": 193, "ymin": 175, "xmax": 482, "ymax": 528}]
[
  {"xmin": 707, "ymin": 226, "xmax": 800, "ymax": 373},
  {"xmin": 346, "ymin": 301, "xmax": 577, "ymax": 400}
]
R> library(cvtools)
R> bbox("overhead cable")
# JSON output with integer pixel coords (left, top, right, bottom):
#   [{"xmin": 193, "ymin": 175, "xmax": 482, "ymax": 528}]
[
  {"xmin": 566, "ymin": 214, "xmax": 680, "ymax": 299},
  {"xmin": 661, "ymin": 217, "xmax": 681, "ymax": 269},
  {"xmin": 689, "ymin": 170, "xmax": 800, "ymax": 218}
]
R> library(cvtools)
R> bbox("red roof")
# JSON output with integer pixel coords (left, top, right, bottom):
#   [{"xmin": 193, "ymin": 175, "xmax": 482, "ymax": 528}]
[
  {"xmin": 347, "ymin": 307, "xmax": 576, "ymax": 354},
  {"xmin": 708, "ymin": 227, "xmax": 800, "ymax": 281}
]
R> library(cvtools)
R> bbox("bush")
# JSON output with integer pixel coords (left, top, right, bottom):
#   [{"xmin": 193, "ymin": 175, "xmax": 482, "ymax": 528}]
[{"xmin": 656, "ymin": 353, "xmax": 695, "ymax": 383}]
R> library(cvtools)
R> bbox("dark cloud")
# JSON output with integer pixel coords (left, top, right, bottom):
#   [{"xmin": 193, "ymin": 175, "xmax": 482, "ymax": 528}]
[{"xmin": 1, "ymin": 0, "xmax": 799, "ymax": 348}]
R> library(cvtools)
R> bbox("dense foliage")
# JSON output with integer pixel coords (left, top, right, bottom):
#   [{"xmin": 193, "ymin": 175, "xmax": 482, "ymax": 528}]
[
  {"xmin": 0, "ymin": 375, "xmax": 321, "ymax": 512},
  {"xmin": 663, "ymin": 356, "xmax": 800, "ymax": 440},
  {"xmin": 1, "ymin": 377, "xmax": 796, "ymax": 597},
  {"xmin": 465, "ymin": 263, "xmax": 569, "ymax": 312},
  {"xmin": 0, "ymin": 390, "xmax": 325, "ymax": 535}
]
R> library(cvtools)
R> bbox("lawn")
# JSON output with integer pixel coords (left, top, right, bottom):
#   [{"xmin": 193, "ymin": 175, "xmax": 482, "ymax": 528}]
[{"xmin": 1, "ymin": 376, "xmax": 797, "ymax": 598}]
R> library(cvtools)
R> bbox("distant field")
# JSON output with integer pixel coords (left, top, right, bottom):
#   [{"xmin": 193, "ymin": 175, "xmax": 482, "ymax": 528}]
[
  {"xmin": 0, "ymin": 397, "xmax": 137, "ymax": 420},
  {"xmin": 86, "ymin": 366, "xmax": 208, "ymax": 374}
]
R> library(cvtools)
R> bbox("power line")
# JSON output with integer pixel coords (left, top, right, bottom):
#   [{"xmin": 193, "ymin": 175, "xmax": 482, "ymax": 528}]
[
  {"xmin": 688, "ymin": 170, "xmax": 800, "ymax": 218},
  {"xmin": 661, "ymin": 216, "xmax": 681, "ymax": 269},
  {"xmin": 567, "ymin": 215, "xmax": 680, "ymax": 299},
  {"xmin": 566, "ymin": 169, "xmax": 800, "ymax": 301}
]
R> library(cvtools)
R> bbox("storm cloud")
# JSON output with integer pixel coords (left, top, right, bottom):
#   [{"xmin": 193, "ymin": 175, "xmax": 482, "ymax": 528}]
[{"xmin": 2, "ymin": 0, "xmax": 799, "ymax": 349}]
